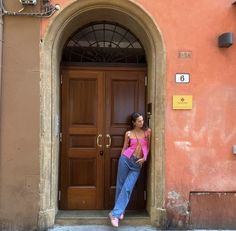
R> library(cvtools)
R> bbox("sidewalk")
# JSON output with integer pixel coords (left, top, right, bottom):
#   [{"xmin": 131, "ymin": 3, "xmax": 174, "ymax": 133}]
[
  {"xmin": 49, "ymin": 225, "xmax": 235, "ymax": 231},
  {"xmin": 49, "ymin": 225, "xmax": 157, "ymax": 230}
]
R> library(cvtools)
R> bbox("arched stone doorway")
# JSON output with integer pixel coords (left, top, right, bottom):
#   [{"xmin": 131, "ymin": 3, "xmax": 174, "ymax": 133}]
[
  {"xmin": 60, "ymin": 21, "xmax": 147, "ymax": 211},
  {"xmin": 39, "ymin": 0, "xmax": 166, "ymax": 229}
]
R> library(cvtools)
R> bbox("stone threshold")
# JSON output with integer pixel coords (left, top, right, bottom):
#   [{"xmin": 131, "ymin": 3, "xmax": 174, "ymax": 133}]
[{"xmin": 55, "ymin": 210, "xmax": 150, "ymax": 226}]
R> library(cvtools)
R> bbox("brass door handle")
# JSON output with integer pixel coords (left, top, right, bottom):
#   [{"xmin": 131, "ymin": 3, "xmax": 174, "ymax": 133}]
[
  {"xmin": 106, "ymin": 134, "xmax": 111, "ymax": 148},
  {"xmin": 97, "ymin": 134, "xmax": 103, "ymax": 148}
]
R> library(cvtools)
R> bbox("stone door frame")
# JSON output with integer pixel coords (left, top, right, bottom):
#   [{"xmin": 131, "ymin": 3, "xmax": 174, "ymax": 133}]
[{"xmin": 39, "ymin": 0, "xmax": 166, "ymax": 229}]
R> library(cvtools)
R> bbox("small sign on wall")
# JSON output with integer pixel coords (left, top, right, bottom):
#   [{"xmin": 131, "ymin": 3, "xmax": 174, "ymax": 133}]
[
  {"xmin": 175, "ymin": 73, "xmax": 190, "ymax": 83},
  {"xmin": 173, "ymin": 95, "xmax": 192, "ymax": 109}
]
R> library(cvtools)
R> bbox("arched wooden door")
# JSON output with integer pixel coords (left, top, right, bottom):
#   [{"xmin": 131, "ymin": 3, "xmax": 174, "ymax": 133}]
[{"xmin": 59, "ymin": 67, "xmax": 146, "ymax": 210}]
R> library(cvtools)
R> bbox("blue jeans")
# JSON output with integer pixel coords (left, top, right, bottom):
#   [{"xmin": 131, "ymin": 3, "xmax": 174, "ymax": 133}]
[{"xmin": 111, "ymin": 154, "xmax": 141, "ymax": 218}]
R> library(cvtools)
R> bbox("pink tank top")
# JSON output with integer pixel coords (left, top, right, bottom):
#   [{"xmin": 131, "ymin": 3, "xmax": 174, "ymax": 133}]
[{"xmin": 123, "ymin": 135, "xmax": 149, "ymax": 161}]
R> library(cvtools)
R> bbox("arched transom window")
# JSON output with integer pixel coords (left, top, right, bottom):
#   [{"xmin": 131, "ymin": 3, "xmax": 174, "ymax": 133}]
[{"xmin": 62, "ymin": 22, "xmax": 146, "ymax": 64}]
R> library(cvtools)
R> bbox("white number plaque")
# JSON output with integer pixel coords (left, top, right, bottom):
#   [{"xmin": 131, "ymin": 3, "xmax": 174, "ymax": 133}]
[{"xmin": 175, "ymin": 73, "xmax": 190, "ymax": 83}]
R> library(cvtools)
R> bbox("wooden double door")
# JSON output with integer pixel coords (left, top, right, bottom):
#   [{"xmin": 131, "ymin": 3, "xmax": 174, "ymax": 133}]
[{"xmin": 60, "ymin": 67, "xmax": 146, "ymax": 210}]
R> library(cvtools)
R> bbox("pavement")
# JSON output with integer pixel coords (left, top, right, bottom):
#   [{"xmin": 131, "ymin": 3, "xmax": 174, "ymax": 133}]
[
  {"xmin": 48, "ymin": 225, "xmax": 235, "ymax": 231},
  {"xmin": 49, "ymin": 225, "xmax": 158, "ymax": 230}
]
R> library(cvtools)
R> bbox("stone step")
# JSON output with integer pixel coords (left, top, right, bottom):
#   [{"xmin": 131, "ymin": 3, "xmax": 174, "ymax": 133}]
[{"xmin": 55, "ymin": 210, "xmax": 150, "ymax": 226}]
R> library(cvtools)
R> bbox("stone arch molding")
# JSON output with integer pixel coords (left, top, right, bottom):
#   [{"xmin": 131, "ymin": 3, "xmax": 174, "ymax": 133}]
[{"xmin": 39, "ymin": 0, "xmax": 166, "ymax": 229}]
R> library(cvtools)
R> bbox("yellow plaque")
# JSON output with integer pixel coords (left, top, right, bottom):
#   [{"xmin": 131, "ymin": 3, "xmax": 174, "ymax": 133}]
[{"xmin": 173, "ymin": 95, "xmax": 192, "ymax": 109}]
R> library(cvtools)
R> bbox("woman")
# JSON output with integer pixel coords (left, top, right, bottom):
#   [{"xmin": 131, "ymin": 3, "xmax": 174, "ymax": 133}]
[{"xmin": 109, "ymin": 112, "xmax": 151, "ymax": 227}]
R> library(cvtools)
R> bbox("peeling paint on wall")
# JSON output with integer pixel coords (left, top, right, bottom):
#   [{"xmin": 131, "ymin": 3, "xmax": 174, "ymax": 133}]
[
  {"xmin": 174, "ymin": 141, "xmax": 192, "ymax": 151},
  {"xmin": 165, "ymin": 191, "xmax": 189, "ymax": 228}
]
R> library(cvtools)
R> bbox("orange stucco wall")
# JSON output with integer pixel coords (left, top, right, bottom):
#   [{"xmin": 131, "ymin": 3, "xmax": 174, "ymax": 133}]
[
  {"xmin": 40, "ymin": 0, "xmax": 236, "ymax": 228},
  {"xmin": 147, "ymin": 0, "xmax": 236, "ymax": 191}
]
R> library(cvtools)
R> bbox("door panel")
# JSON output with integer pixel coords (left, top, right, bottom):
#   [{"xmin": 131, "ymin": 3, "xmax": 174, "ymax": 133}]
[
  {"xmin": 60, "ymin": 70, "xmax": 105, "ymax": 209},
  {"xmin": 60, "ymin": 68, "xmax": 146, "ymax": 210},
  {"xmin": 69, "ymin": 79, "xmax": 97, "ymax": 125}
]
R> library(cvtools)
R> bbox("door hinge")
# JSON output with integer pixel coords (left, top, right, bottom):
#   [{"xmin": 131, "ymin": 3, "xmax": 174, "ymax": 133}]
[
  {"xmin": 145, "ymin": 76, "xmax": 148, "ymax": 86},
  {"xmin": 58, "ymin": 190, "xmax": 61, "ymax": 201},
  {"xmin": 59, "ymin": 132, "xmax": 62, "ymax": 142},
  {"xmin": 144, "ymin": 190, "xmax": 147, "ymax": 200},
  {"xmin": 60, "ymin": 74, "xmax": 63, "ymax": 84}
]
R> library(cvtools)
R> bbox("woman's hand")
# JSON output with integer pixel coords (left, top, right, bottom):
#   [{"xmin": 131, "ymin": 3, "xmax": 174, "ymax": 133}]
[{"xmin": 136, "ymin": 158, "xmax": 145, "ymax": 166}]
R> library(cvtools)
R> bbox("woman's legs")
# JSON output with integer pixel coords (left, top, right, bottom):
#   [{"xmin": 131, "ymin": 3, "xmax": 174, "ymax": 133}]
[{"xmin": 111, "ymin": 156, "xmax": 141, "ymax": 218}]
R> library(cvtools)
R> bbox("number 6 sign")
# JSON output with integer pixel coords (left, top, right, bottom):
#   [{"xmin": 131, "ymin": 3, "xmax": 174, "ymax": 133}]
[{"xmin": 175, "ymin": 73, "xmax": 190, "ymax": 83}]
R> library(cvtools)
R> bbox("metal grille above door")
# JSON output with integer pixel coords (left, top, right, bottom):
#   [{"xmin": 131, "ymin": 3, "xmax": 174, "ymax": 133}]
[{"xmin": 62, "ymin": 22, "xmax": 146, "ymax": 65}]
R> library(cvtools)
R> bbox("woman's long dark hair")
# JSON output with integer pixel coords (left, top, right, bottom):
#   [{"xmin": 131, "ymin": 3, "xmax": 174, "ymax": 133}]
[{"xmin": 130, "ymin": 112, "xmax": 149, "ymax": 130}]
